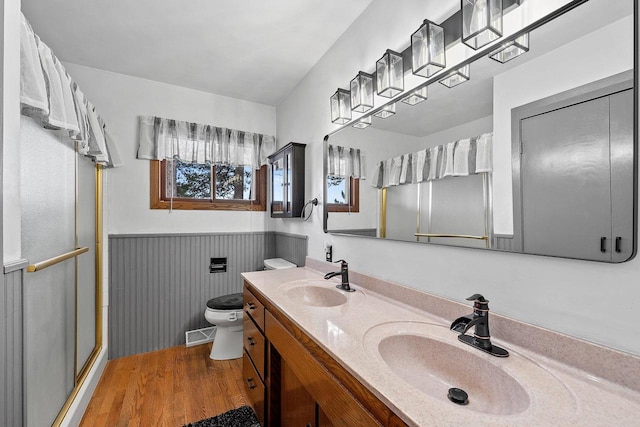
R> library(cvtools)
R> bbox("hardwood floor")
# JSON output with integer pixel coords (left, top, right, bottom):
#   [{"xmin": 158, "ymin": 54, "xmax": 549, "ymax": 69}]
[{"xmin": 80, "ymin": 344, "xmax": 251, "ymax": 427}]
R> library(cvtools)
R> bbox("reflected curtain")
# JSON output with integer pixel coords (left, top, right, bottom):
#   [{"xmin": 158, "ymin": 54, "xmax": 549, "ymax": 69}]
[{"xmin": 327, "ymin": 144, "xmax": 366, "ymax": 179}]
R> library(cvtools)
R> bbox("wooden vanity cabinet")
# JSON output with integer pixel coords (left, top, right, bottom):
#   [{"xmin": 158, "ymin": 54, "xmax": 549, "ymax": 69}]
[
  {"xmin": 242, "ymin": 286, "xmax": 266, "ymax": 424},
  {"xmin": 243, "ymin": 281, "xmax": 409, "ymax": 427}
]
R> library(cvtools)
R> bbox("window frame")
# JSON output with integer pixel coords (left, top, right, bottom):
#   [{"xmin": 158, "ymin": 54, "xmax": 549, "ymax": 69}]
[
  {"xmin": 327, "ymin": 176, "xmax": 360, "ymax": 213},
  {"xmin": 150, "ymin": 160, "xmax": 267, "ymax": 211}
]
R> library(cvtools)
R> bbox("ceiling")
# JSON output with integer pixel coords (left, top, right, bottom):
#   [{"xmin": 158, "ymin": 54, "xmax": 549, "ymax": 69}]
[{"xmin": 21, "ymin": 0, "xmax": 373, "ymax": 106}]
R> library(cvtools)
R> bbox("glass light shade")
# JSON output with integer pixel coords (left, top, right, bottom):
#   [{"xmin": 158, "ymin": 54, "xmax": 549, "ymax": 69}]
[
  {"xmin": 412, "ymin": 20, "xmax": 446, "ymax": 78},
  {"xmin": 462, "ymin": 0, "xmax": 503, "ymax": 50},
  {"xmin": 352, "ymin": 115, "xmax": 372, "ymax": 129},
  {"xmin": 439, "ymin": 65, "xmax": 470, "ymax": 88},
  {"xmin": 401, "ymin": 86, "xmax": 428, "ymax": 106},
  {"xmin": 489, "ymin": 33, "xmax": 529, "ymax": 63},
  {"xmin": 374, "ymin": 103, "xmax": 396, "ymax": 119},
  {"xmin": 376, "ymin": 50, "xmax": 404, "ymax": 98},
  {"xmin": 350, "ymin": 72, "xmax": 374, "ymax": 113},
  {"xmin": 330, "ymin": 88, "xmax": 351, "ymax": 124}
]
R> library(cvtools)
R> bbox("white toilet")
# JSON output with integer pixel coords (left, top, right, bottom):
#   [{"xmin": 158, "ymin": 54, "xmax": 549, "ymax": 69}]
[
  {"xmin": 204, "ymin": 293, "xmax": 244, "ymax": 360},
  {"xmin": 264, "ymin": 257, "xmax": 297, "ymax": 270}
]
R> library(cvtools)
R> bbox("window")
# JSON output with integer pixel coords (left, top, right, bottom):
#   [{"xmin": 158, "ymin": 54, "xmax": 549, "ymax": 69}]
[
  {"xmin": 150, "ymin": 159, "xmax": 266, "ymax": 211},
  {"xmin": 327, "ymin": 176, "xmax": 360, "ymax": 212}
]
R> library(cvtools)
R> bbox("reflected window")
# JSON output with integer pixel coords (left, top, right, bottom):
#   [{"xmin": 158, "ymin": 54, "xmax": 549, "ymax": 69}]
[{"xmin": 327, "ymin": 176, "xmax": 360, "ymax": 212}]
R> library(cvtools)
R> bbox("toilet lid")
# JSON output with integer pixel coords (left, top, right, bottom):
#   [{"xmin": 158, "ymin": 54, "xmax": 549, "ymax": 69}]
[
  {"xmin": 264, "ymin": 258, "xmax": 297, "ymax": 270},
  {"xmin": 206, "ymin": 293, "xmax": 243, "ymax": 310}
]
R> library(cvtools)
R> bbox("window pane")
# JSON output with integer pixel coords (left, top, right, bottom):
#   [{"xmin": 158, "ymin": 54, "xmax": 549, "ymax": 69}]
[
  {"xmin": 327, "ymin": 176, "xmax": 347, "ymax": 204},
  {"xmin": 215, "ymin": 165, "xmax": 254, "ymax": 200},
  {"xmin": 174, "ymin": 160, "xmax": 211, "ymax": 199}
]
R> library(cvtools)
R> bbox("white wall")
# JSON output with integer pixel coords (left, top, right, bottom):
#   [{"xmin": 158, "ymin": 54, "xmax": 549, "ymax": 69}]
[
  {"xmin": 276, "ymin": 0, "xmax": 640, "ymax": 356},
  {"xmin": 493, "ymin": 15, "xmax": 634, "ymax": 234},
  {"xmin": 63, "ymin": 63, "xmax": 277, "ymax": 235}
]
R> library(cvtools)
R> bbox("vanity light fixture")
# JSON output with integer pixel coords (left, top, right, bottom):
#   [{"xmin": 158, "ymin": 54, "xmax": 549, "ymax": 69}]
[
  {"xmin": 411, "ymin": 19, "xmax": 446, "ymax": 78},
  {"xmin": 376, "ymin": 49, "xmax": 404, "ymax": 98},
  {"xmin": 350, "ymin": 72, "xmax": 374, "ymax": 113},
  {"xmin": 439, "ymin": 64, "xmax": 470, "ymax": 88},
  {"xmin": 352, "ymin": 115, "xmax": 372, "ymax": 129},
  {"xmin": 373, "ymin": 103, "xmax": 396, "ymax": 119},
  {"xmin": 330, "ymin": 88, "xmax": 352, "ymax": 124},
  {"xmin": 461, "ymin": 0, "xmax": 503, "ymax": 50},
  {"xmin": 489, "ymin": 32, "xmax": 529, "ymax": 63},
  {"xmin": 401, "ymin": 86, "xmax": 429, "ymax": 106}
]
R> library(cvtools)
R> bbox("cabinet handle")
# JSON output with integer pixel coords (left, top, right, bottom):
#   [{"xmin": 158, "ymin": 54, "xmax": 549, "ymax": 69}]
[
  {"xmin": 246, "ymin": 377, "xmax": 257, "ymax": 390},
  {"xmin": 246, "ymin": 302, "xmax": 255, "ymax": 310},
  {"xmin": 600, "ymin": 237, "xmax": 606, "ymax": 253},
  {"xmin": 615, "ymin": 237, "xmax": 622, "ymax": 253},
  {"xmin": 247, "ymin": 336, "xmax": 255, "ymax": 346}
]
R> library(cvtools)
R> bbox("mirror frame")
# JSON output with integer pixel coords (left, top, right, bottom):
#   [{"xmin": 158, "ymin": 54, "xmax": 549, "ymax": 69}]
[{"xmin": 323, "ymin": 0, "xmax": 638, "ymax": 263}]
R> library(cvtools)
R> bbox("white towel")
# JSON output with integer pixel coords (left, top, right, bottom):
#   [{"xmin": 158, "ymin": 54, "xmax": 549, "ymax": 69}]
[
  {"xmin": 53, "ymin": 57, "xmax": 79, "ymax": 134},
  {"xmin": 370, "ymin": 161, "xmax": 383, "ymax": 189},
  {"xmin": 37, "ymin": 39, "xmax": 68, "ymax": 129},
  {"xmin": 453, "ymin": 138, "xmax": 473, "ymax": 176},
  {"xmin": 86, "ymin": 101, "xmax": 109, "ymax": 163},
  {"xmin": 427, "ymin": 146, "xmax": 442, "ymax": 181},
  {"xmin": 475, "ymin": 132, "xmax": 493, "ymax": 173},
  {"xmin": 388, "ymin": 156, "xmax": 402, "ymax": 186},
  {"xmin": 20, "ymin": 14, "xmax": 48, "ymax": 117},
  {"xmin": 414, "ymin": 149, "xmax": 427, "ymax": 183},
  {"xmin": 441, "ymin": 141, "xmax": 457, "ymax": 178},
  {"xmin": 400, "ymin": 154, "xmax": 412, "ymax": 184},
  {"xmin": 104, "ymin": 130, "xmax": 124, "ymax": 168},
  {"xmin": 71, "ymin": 82, "xmax": 90, "ymax": 153}
]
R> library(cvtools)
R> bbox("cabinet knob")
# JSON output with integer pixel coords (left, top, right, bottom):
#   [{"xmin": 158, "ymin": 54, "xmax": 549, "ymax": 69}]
[
  {"xmin": 247, "ymin": 336, "xmax": 255, "ymax": 346},
  {"xmin": 246, "ymin": 377, "xmax": 257, "ymax": 390}
]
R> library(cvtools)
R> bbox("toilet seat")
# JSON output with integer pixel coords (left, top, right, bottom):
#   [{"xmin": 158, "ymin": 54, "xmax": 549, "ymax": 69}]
[{"xmin": 206, "ymin": 293, "xmax": 243, "ymax": 310}]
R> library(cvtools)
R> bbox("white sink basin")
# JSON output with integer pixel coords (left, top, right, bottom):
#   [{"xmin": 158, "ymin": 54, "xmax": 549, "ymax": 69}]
[
  {"xmin": 363, "ymin": 322, "xmax": 576, "ymax": 420},
  {"xmin": 278, "ymin": 279, "xmax": 364, "ymax": 307}
]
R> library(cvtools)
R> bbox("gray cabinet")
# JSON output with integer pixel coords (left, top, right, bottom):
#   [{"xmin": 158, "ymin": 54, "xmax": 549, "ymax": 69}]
[
  {"xmin": 518, "ymin": 88, "xmax": 633, "ymax": 262},
  {"xmin": 269, "ymin": 142, "xmax": 306, "ymax": 218}
]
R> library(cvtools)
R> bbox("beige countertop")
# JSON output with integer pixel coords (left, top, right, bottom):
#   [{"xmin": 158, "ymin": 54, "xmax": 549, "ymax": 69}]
[{"xmin": 242, "ymin": 262, "xmax": 640, "ymax": 427}]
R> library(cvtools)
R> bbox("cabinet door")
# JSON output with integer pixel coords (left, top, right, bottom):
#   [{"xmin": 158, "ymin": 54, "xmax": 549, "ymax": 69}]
[
  {"xmin": 272, "ymin": 154, "xmax": 285, "ymax": 216},
  {"xmin": 520, "ymin": 96, "xmax": 612, "ymax": 261},
  {"xmin": 609, "ymin": 89, "xmax": 634, "ymax": 262},
  {"xmin": 281, "ymin": 361, "xmax": 316, "ymax": 427}
]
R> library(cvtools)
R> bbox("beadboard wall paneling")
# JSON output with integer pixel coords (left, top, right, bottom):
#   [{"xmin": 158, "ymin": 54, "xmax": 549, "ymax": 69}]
[
  {"xmin": 108, "ymin": 232, "xmax": 306, "ymax": 358},
  {"xmin": 275, "ymin": 232, "xmax": 308, "ymax": 267},
  {"xmin": 1, "ymin": 265, "xmax": 25, "ymax": 427}
]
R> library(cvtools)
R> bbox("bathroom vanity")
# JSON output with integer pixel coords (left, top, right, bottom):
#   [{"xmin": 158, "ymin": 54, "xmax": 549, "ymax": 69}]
[{"xmin": 241, "ymin": 259, "xmax": 640, "ymax": 426}]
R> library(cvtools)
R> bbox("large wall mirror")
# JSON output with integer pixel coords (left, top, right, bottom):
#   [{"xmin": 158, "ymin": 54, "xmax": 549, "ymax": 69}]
[{"xmin": 324, "ymin": 0, "xmax": 636, "ymax": 263}]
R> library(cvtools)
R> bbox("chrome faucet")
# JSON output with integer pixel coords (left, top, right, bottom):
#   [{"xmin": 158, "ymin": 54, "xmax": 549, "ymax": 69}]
[
  {"xmin": 323, "ymin": 259, "xmax": 355, "ymax": 292},
  {"xmin": 450, "ymin": 294, "xmax": 509, "ymax": 357}
]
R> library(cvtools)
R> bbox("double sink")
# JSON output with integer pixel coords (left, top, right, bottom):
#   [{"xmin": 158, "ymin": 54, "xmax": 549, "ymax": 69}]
[{"xmin": 276, "ymin": 279, "xmax": 576, "ymax": 422}]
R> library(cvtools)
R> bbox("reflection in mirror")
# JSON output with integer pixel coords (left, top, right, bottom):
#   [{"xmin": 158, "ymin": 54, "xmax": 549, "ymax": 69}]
[{"xmin": 324, "ymin": 0, "xmax": 636, "ymax": 262}]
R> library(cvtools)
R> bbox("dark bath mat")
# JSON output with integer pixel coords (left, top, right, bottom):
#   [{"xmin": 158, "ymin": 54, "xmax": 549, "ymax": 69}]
[{"xmin": 183, "ymin": 405, "xmax": 260, "ymax": 427}]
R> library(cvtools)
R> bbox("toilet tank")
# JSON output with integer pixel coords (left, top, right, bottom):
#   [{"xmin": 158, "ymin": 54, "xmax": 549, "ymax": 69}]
[{"xmin": 264, "ymin": 258, "xmax": 297, "ymax": 270}]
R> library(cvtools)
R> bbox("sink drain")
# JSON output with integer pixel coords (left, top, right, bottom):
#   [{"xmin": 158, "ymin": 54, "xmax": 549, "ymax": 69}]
[{"xmin": 448, "ymin": 387, "xmax": 469, "ymax": 405}]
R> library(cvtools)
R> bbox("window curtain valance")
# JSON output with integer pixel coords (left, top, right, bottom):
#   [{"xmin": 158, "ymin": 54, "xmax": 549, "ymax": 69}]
[
  {"xmin": 370, "ymin": 132, "xmax": 492, "ymax": 189},
  {"xmin": 19, "ymin": 13, "xmax": 122, "ymax": 168},
  {"xmin": 327, "ymin": 144, "xmax": 366, "ymax": 179},
  {"xmin": 137, "ymin": 116, "xmax": 276, "ymax": 170}
]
